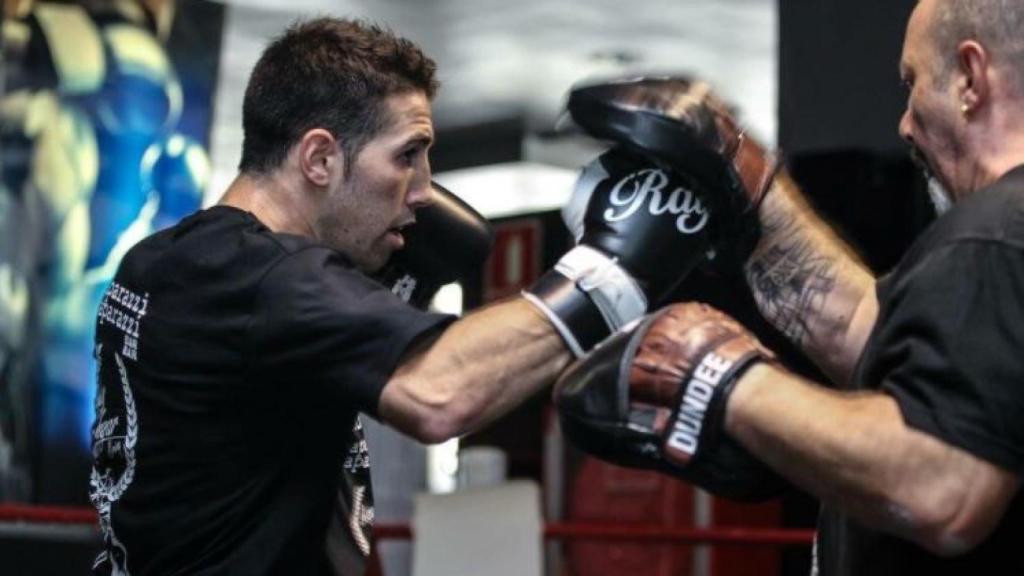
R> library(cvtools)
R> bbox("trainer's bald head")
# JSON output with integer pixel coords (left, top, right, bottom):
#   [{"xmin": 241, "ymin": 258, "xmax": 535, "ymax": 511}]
[{"xmin": 924, "ymin": 0, "xmax": 1024, "ymax": 93}]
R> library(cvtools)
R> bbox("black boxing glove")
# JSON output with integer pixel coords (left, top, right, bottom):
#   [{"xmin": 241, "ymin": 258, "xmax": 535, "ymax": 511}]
[
  {"xmin": 566, "ymin": 76, "xmax": 780, "ymax": 264},
  {"xmin": 524, "ymin": 147, "xmax": 715, "ymax": 356},
  {"xmin": 378, "ymin": 182, "xmax": 494, "ymax": 310},
  {"xmin": 554, "ymin": 302, "xmax": 786, "ymax": 501}
]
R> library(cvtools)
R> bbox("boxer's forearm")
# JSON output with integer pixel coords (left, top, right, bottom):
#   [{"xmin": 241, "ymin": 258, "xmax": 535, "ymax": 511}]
[
  {"xmin": 744, "ymin": 173, "xmax": 877, "ymax": 386},
  {"xmin": 726, "ymin": 364, "xmax": 1019, "ymax": 556},
  {"xmin": 379, "ymin": 298, "xmax": 572, "ymax": 443}
]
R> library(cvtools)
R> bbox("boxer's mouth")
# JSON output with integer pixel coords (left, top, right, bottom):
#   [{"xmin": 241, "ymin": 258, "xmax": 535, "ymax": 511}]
[
  {"xmin": 386, "ymin": 220, "xmax": 415, "ymax": 248},
  {"xmin": 389, "ymin": 220, "xmax": 415, "ymax": 234}
]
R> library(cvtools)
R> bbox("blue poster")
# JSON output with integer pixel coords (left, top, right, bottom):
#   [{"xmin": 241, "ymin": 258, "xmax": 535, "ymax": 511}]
[{"xmin": 0, "ymin": 0, "xmax": 224, "ymax": 502}]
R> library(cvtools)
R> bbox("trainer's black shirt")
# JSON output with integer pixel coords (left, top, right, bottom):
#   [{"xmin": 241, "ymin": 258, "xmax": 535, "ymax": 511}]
[
  {"xmin": 89, "ymin": 206, "xmax": 453, "ymax": 575},
  {"xmin": 818, "ymin": 166, "xmax": 1024, "ymax": 575}
]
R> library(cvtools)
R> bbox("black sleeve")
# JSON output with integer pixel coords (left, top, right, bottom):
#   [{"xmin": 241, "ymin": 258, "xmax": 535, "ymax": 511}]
[
  {"xmin": 871, "ymin": 240, "xmax": 1024, "ymax": 472},
  {"xmin": 248, "ymin": 247, "xmax": 455, "ymax": 418}
]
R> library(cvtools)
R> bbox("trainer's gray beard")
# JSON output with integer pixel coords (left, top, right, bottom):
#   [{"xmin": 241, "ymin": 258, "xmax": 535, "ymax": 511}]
[
  {"xmin": 910, "ymin": 147, "xmax": 953, "ymax": 215},
  {"xmin": 926, "ymin": 175, "xmax": 953, "ymax": 215}
]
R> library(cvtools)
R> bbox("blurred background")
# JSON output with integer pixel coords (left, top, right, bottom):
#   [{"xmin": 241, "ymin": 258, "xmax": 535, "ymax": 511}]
[{"xmin": 1, "ymin": 0, "xmax": 932, "ymax": 574}]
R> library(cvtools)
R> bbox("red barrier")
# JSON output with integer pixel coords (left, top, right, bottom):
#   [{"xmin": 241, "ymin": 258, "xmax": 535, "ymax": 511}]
[
  {"xmin": 0, "ymin": 504, "xmax": 99, "ymax": 525},
  {"xmin": 543, "ymin": 522, "xmax": 814, "ymax": 546},
  {"xmin": 0, "ymin": 505, "xmax": 815, "ymax": 547}
]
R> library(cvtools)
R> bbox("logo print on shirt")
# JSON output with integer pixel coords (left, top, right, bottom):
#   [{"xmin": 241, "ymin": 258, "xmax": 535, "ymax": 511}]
[{"xmin": 89, "ymin": 345, "xmax": 139, "ymax": 575}]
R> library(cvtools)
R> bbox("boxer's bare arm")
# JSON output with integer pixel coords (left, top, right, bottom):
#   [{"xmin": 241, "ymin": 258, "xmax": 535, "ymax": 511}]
[
  {"xmin": 727, "ymin": 363, "xmax": 1021, "ymax": 556},
  {"xmin": 379, "ymin": 298, "xmax": 572, "ymax": 443},
  {"xmin": 744, "ymin": 173, "xmax": 878, "ymax": 385}
]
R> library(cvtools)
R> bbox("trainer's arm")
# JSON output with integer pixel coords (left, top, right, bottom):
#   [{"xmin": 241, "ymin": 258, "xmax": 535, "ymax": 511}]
[
  {"xmin": 726, "ymin": 364, "xmax": 1021, "ymax": 556},
  {"xmin": 744, "ymin": 173, "xmax": 878, "ymax": 385},
  {"xmin": 379, "ymin": 298, "xmax": 572, "ymax": 443}
]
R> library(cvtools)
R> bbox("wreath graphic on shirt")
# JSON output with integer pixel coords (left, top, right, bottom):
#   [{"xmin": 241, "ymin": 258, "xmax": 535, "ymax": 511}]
[
  {"xmin": 88, "ymin": 345, "xmax": 138, "ymax": 575},
  {"xmin": 90, "ymin": 347, "xmax": 138, "ymax": 503}
]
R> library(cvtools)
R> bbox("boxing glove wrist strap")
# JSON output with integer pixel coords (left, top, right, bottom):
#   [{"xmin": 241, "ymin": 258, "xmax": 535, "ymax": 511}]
[{"xmin": 524, "ymin": 245, "xmax": 647, "ymax": 357}]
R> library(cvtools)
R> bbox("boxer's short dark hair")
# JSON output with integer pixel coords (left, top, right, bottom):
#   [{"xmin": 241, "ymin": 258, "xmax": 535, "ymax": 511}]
[{"xmin": 239, "ymin": 17, "xmax": 438, "ymax": 174}]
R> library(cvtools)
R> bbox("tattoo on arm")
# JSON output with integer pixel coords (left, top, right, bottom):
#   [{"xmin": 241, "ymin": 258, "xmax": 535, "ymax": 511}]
[{"xmin": 745, "ymin": 210, "xmax": 838, "ymax": 346}]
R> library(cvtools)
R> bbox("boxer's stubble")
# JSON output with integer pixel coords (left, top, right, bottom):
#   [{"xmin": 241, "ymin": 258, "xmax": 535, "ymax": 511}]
[{"xmin": 316, "ymin": 90, "xmax": 436, "ymax": 274}]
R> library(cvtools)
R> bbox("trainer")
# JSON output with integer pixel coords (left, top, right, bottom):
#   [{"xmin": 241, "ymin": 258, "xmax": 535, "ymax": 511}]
[{"xmin": 555, "ymin": 0, "xmax": 1024, "ymax": 573}]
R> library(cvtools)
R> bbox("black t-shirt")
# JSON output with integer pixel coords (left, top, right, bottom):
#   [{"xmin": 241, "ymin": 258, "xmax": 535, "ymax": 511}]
[
  {"xmin": 89, "ymin": 206, "xmax": 453, "ymax": 575},
  {"xmin": 817, "ymin": 166, "xmax": 1024, "ymax": 575}
]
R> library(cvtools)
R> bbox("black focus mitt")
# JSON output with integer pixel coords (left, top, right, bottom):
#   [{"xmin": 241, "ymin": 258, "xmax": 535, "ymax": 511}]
[{"xmin": 554, "ymin": 302, "xmax": 787, "ymax": 501}]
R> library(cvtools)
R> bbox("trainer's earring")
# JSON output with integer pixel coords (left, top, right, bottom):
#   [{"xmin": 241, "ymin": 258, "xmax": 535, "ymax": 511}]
[{"xmin": 961, "ymin": 102, "xmax": 970, "ymax": 115}]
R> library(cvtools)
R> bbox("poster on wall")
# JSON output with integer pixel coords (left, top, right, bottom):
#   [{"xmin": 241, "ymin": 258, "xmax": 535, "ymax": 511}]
[{"xmin": 0, "ymin": 0, "xmax": 224, "ymax": 502}]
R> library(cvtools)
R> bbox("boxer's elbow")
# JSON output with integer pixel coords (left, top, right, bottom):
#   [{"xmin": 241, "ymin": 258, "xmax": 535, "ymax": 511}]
[
  {"xmin": 413, "ymin": 402, "xmax": 473, "ymax": 444},
  {"xmin": 379, "ymin": 377, "xmax": 474, "ymax": 444}
]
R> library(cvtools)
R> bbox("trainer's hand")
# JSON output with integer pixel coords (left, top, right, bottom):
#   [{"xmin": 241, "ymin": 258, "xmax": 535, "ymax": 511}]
[{"xmin": 554, "ymin": 302, "xmax": 786, "ymax": 500}]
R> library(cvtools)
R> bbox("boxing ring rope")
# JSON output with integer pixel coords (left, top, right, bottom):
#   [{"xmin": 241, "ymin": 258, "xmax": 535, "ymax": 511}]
[
  {"xmin": 0, "ymin": 504, "xmax": 814, "ymax": 547},
  {"xmin": 0, "ymin": 504, "xmax": 99, "ymax": 525}
]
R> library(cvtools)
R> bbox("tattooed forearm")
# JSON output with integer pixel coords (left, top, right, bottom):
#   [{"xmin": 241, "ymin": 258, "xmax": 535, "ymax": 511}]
[
  {"xmin": 744, "ymin": 210, "xmax": 838, "ymax": 346},
  {"xmin": 739, "ymin": 174, "xmax": 876, "ymax": 383}
]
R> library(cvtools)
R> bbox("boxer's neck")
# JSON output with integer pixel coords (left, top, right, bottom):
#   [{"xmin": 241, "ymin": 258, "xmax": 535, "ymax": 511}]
[{"xmin": 217, "ymin": 172, "xmax": 317, "ymax": 239}]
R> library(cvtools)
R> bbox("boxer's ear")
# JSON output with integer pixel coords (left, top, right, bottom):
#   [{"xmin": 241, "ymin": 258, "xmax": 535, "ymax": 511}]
[{"xmin": 297, "ymin": 128, "xmax": 340, "ymax": 187}]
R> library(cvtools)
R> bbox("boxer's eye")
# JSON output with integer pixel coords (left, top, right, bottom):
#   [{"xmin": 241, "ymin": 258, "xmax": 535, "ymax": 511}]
[
  {"xmin": 393, "ymin": 140, "xmax": 421, "ymax": 163},
  {"xmin": 399, "ymin": 146, "xmax": 420, "ymax": 165},
  {"xmin": 398, "ymin": 136, "xmax": 432, "ymax": 166}
]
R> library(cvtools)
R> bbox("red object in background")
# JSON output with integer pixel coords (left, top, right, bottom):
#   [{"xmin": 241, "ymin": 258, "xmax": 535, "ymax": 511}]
[
  {"xmin": 567, "ymin": 457, "xmax": 695, "ymax": 576},
  {"xmin": 483, "ymin": 219, "xmax": 542, "ymax": 302},
  {"xmin": 566, "ymin": 456, "xmax": 782, "ymax": 576},
  {"xmin": 711, "ymin": 499, "xmax": 782, "ymax": 576}
]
